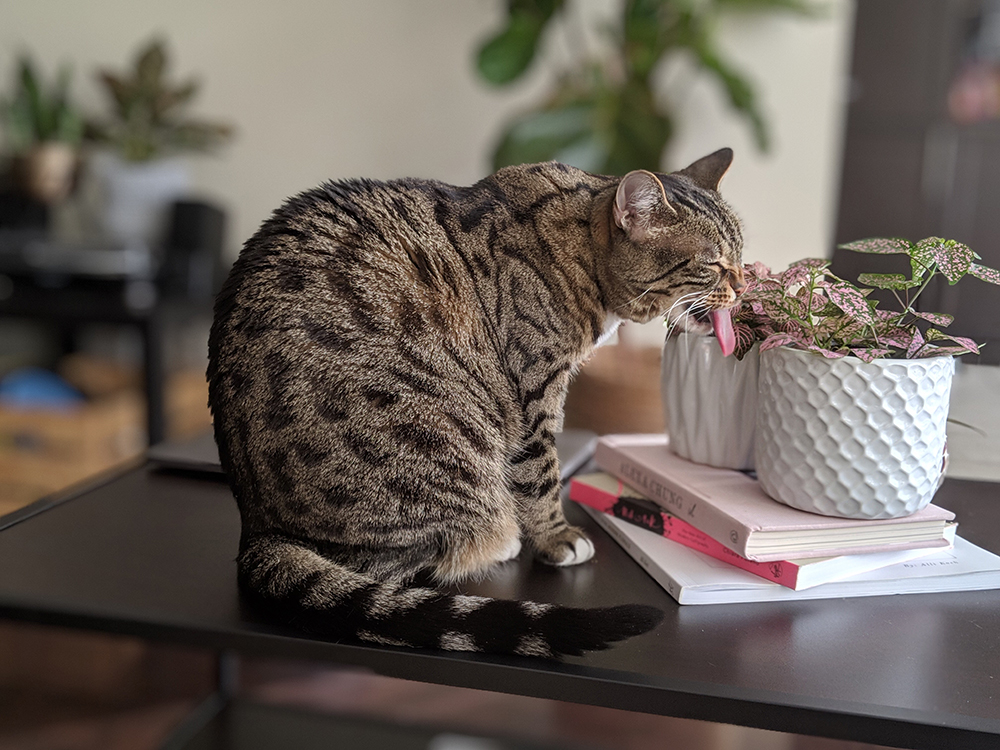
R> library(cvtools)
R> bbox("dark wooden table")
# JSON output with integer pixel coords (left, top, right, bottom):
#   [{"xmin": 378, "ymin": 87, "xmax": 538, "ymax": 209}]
[{"xmin": 1, "ymin": 443, "xmax": 999, "ymax": 749}]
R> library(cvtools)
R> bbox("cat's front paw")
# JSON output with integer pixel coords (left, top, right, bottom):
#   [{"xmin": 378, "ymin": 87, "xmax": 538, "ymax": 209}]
[{"xmin": 534, "ymin": 526, "xmax": 595, "ymax": 567}]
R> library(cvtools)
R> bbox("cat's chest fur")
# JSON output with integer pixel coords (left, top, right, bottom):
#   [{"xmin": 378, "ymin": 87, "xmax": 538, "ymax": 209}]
[{"xmin": 595, "ymin": 313, "xmax": 623, "ymax": 348}]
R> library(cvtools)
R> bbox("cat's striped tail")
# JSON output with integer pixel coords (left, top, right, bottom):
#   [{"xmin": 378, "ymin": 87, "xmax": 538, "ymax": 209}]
[{"xmin": 238, "ymin": 536, "xmax": 663, "ymax": 658}]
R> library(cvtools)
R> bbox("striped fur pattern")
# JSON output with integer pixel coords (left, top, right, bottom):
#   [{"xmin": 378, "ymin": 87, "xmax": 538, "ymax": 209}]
[{"xmin": 207, "ymin": 149, "xmax": 744, "ymax": 658}]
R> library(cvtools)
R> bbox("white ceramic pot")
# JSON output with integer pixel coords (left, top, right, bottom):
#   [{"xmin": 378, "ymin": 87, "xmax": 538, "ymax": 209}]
[
  {"xmin": 660, "ymin": 333, "xmax": 759, "ymax": 471},
  {"xmin": 92, "ymin": 152, "xmax": 190, "ymax": 247},
  {"xmin": 756, "ymin": 347, "xmax": 955, "ymax": 519}
]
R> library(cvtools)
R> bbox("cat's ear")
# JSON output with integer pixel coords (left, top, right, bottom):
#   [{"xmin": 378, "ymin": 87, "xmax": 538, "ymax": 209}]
[
  {"xmin": 613, "ymin": 170, "xmax": 676, "ymax": 240},
  {"xmin": 677, "ymin": 147, "xmax": 733, "ymax": 192}
]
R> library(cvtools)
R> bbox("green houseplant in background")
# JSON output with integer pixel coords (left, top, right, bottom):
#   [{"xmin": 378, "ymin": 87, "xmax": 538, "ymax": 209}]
[
  {"xmin": 86, "ymin": 38, "xmax": 234, "ymax": 246},
  {"xmin": 476, "ymin": 0, "xmax": 819, "ymax": 174},
  {"xmin": 87, "ymin": 38, "xmax": 233, "ymax": 163},
  {"xmin": 0, "ymin": 55, "xmax": 84, "ymax": 203}
]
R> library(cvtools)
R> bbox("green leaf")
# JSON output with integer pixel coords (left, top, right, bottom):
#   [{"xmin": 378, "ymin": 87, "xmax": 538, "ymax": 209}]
[
  {"xmin": 715, "ymin": 0, "xmax": 823, "ymax": 14},
  {"xmin": 602, "ymin": 77, "xmax": 672, "ymax": 173},
  {"xmin": 551, "ymin": 132, "xmax": 609, "ymax": 172},
  {"xmin": 153, "ymin": 79, "xmax": 198, "ymax": 119},
  {"xmin": 476, "ymin": 0, "xmax": 563, "ymax": 85},
  {"xmin": 19, "ymin": 58, "xmax": 44, "ymax": 136},
  {"xmin": 690, "ymin": 38, "xmax": 769, "ymax": 152},
  {"xmin": 622, "ymin": 0, "xmax": 665, "ymax": 78},
  {"xmin": 477, "ymin": 15, "xmax": 544, "ymax": 85},
  {"xmin": 492, "ymin": 103, "xmax": 594, "ymax": 168},
  {"xmin": 857, "ymin": 272, "xmax": 919, "ymax": 290},
  {"xmin": 136, "ymin": 39, "xmax": 167, "ymax": 89}
]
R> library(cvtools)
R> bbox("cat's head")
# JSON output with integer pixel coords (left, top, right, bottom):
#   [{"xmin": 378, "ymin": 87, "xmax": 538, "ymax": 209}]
[{"xmin": 604, "ymin": 148, "xmax": 744, "ymax": 325}]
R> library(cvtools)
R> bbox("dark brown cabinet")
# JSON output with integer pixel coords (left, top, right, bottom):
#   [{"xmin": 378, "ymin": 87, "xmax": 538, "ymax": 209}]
[{"xmin": 833, "ymin": 0, "xmax": 1000, "ymax": 361}]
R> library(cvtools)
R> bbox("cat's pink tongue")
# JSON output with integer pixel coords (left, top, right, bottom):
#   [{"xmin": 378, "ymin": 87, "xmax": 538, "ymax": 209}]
[{"xmin": 711, "ymin": 308, "xmax": 736, "ymax": 357}]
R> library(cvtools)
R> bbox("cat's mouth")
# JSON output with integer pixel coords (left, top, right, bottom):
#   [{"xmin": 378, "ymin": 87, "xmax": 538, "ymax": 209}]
[
  {"xmin": 667, "ymin": 299, "xmax": 738, "ymax": 356},
  {"xmin": 708, "ymin": 307, "xmax": 736, "ymax": 356}
]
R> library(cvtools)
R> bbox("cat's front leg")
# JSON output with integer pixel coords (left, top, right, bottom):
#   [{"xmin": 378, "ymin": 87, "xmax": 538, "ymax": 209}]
[{"xmin": 510, "ymin": 425, "xmax": 594, "ymax": 567}]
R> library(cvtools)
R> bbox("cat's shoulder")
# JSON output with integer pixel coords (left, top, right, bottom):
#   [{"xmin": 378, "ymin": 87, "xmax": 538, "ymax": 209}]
[{"xmin": 489, "ymin": 161, "xmax": 601, "ymax": 190}]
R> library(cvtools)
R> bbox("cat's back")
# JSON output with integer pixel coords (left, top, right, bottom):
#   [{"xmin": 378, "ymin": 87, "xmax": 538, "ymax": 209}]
[{"xmin": 213, "ymin": 177, "xmax": 475, "ymax": 336}]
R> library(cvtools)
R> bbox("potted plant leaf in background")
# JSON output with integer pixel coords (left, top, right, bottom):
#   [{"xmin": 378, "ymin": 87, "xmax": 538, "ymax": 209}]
[
  {"xmin": 734, "ymin": 238, "xmax": 1000, "ymax": 520},
  {"xmin": 475, "ymin": 0, "xmax": 819, "ymax": 174},
  {"xmin": 0, "ymin": 55, "xmax": 84, "ymax": 204},
  {"xmin": 86, "ymin": 38, "xmax": 233, "ymax": 247}
]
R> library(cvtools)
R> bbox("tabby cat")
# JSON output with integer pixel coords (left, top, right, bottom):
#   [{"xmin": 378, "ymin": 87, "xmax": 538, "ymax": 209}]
[{"xmin": 207, "ymin": 148, "xmax": 745, "ymax": 658}]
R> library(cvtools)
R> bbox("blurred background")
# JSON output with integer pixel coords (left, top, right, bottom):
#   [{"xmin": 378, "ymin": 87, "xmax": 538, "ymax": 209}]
[
  {"xmin": 1, "ymin": 1, "xmax": 999, "ymax": 748},
  {"xmin": 0, "ymin": 0, "xmax": 853, "ymax": 513}
]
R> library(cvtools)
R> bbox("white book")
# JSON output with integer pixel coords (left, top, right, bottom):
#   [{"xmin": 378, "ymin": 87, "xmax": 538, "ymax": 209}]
[{"xmin": 583, "ymin": 505, "xmax": 1000, "ymax": 605}]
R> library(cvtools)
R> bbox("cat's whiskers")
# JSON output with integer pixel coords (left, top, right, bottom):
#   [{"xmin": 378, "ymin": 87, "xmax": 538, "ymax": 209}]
[
  {"xmin": 615, "ymin": 283, "xmax": 657, "ymax": 311},
  {"xmin": 662, "ymin": 291, "xmax": 711, "ymax": 338},
  {"xmin": 662, "ymin": 294, "xmax": 700, "ymax": 338}
]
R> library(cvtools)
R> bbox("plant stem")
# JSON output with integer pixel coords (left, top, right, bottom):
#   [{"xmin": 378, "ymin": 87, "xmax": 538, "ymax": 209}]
[{"xmin": 908, "ymin": 258, "xmax": 937, "ymax": 309}]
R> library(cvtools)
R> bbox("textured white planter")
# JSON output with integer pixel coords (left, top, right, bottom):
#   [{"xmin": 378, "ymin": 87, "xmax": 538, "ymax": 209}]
[
  {"xmin": 756, "ymin": 347, "xmax": 955, "ymax": 520},
  {"xmin": 660, "ymin": 334, "xmax": 759, "ymax": 471},
  {"xmin": 93, "ymin": 152, "xmax": 190, "ymax": 247}
]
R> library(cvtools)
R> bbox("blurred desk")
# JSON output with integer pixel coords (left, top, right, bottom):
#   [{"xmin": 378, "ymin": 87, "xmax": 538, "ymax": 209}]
[{"xmin": 0, "ymin": 431, "xmax": 998, "ymax": 748}]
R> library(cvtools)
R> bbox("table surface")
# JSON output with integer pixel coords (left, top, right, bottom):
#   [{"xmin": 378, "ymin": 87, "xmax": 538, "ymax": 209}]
[{"xmin": 2, "ymin": 442, "xmax": 999, "ymax": 750}]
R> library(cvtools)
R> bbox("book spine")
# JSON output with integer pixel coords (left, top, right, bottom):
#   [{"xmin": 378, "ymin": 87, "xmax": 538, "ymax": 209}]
[
  {"xmin": 569, "ymin": 478, "xmax": 801, "ymax": 589},
  {"xmin": 593, "ymin": 440, "xmax": 755, "ymax": 558},
  {"xmin": 582, "ymin": 504, "xmax": 687, "ymax": 604}
]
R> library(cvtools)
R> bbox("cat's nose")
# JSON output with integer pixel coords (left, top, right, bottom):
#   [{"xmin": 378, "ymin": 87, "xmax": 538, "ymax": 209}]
[{"xmin": 729, "ymin": 267, "xmax": 747, "ymax": 296}]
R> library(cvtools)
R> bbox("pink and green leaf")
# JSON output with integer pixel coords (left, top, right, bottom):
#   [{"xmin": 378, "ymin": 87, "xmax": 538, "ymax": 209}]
[
  {"xmin": 851, "ymin": 347, "xmax": 892, "ymax": 362},
  {"xmin": 912, "ymin": 310, "xmax": 954, "ymax": 327},
  {"xmin": 826, "ymin": 282, "xmax": 876, "ymax": 324},
  {"xmin": 760, "ymin": 332, "xmax": 807, "ymax": 351},
  {"xmin": 969, "ymin": 262, "xmax": 1000, "ymax": 285},
  {"xmin": 880, "ymin": 328, "xmax": 914, "ymax": 350},
  {"xmin": 839, "ymin": 238, "xmax": 912, "ymax": 255},
  {"xmin": 943, "ymin": 334, "xmax": 981, "ymax": 354},
  {"xmin": 732, "ymin": 321, "xmax": 757, "ymax": 360},
  {"xmin": 809, "ymin": 345, "xmax": 847, "ymax": 359},
  {"xmin": 917, "ymin": 345, "xmax": 974, "ymax": 358},
  {"xmin": 857, "ymin": 272, "xmax": 919, "ymax": 290},
  {"xmin": 906, "ymin": 326, "xmax": 925, "ymax": 358},
  {"xmin": 738, "ymin": 236, "xmax": 986, "ymax": 361},
  {"xmin": 915, "ymin": 237, "xmax": 974, "ymax": 283},
  {"xmin": 744, "ymin": 261, "xmax": 772, "ymax": 281}
]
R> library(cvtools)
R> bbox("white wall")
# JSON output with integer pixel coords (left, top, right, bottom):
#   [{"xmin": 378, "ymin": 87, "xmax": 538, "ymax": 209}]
[{"xmin": 0, "ymin": 0, "xmax": 854, "ymax": 274}]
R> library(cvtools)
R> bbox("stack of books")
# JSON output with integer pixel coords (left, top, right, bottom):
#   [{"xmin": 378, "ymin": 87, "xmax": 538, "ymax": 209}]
[{"xmin": 570, "ymin": 434, "xmax": 1000, "ymax": 605}]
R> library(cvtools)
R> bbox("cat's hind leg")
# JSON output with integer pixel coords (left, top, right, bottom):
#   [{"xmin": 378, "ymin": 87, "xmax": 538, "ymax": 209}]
[
  {"xmin": 430, "ymin": 481, "xmax": 522, "ymax": 583},
  {"xmin": 432, "ymin": 514, "xmax": 521, "ymax": 583}
]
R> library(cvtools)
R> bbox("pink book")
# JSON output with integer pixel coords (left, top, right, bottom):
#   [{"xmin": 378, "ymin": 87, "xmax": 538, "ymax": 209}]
[
  {"xmin": 569, "ymin": 473, "xmax": 952, "ymax": 590},
  {"xmin": 593, "ymin": 434, "xmax": 956, "ymax": 562}
]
